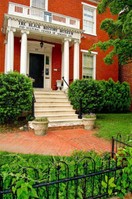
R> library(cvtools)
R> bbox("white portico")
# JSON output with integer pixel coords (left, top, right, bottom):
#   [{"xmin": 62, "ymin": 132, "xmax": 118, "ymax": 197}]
[{"xmin": 3, "ymin": 2, "xmax": 82, "ymax": 89}]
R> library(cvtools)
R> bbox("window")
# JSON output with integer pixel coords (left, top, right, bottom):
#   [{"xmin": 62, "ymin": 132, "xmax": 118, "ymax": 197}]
[
  {"xmin": 82, "ymin": 3, "xmax": 96, "ymax": 35},
  {"xmin": 82, "ymin": 52, "xmax": 97, "ymax": 79},
  {"xmin": 31, "ymin": 0, "xmax": 48, "ymax": 10}
]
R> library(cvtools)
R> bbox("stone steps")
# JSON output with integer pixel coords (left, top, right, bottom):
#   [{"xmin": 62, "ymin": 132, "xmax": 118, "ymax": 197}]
[
  {"xmin": 34, "ymin": 89, "xmax": 82, "ymax": 129},
  {"xmin": 35, "ymin": 115, "xmax": 78, "ymax": 120},
  {"xmin": 36, "ymin": 98, "xmax": 69, "ymax": 103},
  {"xmin": 35, "ymin": 110, "xmax": 75, "ymax": 115}
]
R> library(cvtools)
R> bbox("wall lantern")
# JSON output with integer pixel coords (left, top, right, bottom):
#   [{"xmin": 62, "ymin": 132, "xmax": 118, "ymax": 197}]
[{"xmin": 40, "ymin": 41, "xmax": 43, "ymax": 48}]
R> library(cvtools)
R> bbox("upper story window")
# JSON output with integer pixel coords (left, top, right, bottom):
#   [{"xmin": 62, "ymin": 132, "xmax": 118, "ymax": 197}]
[
  {"xmin": 82, "ymin": 2, "xmax": 97, "ymax": 35},
  {"xmin": 31, "ymin": 0, "xmax": 48, "ymax": 10}
]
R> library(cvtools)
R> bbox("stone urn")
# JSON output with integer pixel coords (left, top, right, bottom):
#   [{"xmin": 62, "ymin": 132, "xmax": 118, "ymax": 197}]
[
  {"xmin": 82, "ymin": 114, "xmax": 96, "ymax": 130},
  {"xmin": 32, "ymin": 117, "xmax": 49, "ymax": 136}
]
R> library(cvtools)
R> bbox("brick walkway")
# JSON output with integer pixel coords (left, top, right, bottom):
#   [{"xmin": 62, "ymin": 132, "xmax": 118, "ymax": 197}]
[{"xmin": 0, "ymin": 129, "xmax": 111, "ymax": 156}]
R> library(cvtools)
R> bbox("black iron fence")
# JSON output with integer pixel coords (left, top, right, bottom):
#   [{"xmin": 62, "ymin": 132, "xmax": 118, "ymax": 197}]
[
  {"xmin": 111, "ymin": 134, "xmax": 132, "ymax": 158},
  {"xmin": 0, "ymin": 134, "xmax": 132, "ymax": 199},
  {"xmin": 0, "ymin": 155, "xmax": 130, "ymax": 198}
]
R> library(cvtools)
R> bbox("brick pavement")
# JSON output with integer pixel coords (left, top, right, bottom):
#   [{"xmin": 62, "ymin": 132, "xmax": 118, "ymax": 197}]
[{"xmin": 0, "ymin": 129, "xmax": 111, "ymax": 156}]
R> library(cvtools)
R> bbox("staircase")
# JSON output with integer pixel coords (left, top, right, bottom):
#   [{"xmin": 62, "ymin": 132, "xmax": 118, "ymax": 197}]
[{"xmin": 34, "ymin": 89, "xmax": 83, "ymax": 129}]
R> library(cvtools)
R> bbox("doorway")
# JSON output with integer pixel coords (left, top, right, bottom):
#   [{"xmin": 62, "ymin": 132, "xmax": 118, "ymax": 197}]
[{"xmin": 29, "ymin": 53, "xmax": 44, "ymax": 88}]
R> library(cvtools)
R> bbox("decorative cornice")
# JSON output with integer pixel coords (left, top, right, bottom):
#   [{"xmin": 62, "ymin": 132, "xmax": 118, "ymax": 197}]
[{"xmin": 4, "ymin": 14, "xmax": 83, "ymax": 34}]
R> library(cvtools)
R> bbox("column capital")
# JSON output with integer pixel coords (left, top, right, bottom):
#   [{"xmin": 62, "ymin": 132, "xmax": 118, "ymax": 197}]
[
  {"xmin": 63, "ymin": 38, "xmax": 71, "ymax": 42},
  {"xmin": 21, "ymin": 30, "xmax": 29, "ymax": 35},
  {"xmin": 6, "ymin": 27, "xmax": 16, "ymax": 33},
  {"xmin": 74, "ymin": 39, "xmax": 80, "ymax": 43}
]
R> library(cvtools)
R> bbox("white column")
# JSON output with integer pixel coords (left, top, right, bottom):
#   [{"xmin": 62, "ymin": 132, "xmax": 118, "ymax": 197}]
[
  {"xmin": 4, "ymin": 40, "xmax": 7, "ymax": 73},
  {"xmin": 20, "ymin": 30, "xmax": 29, "ymax": 75},
  {"xmin": 6, "ymin": 28, "xmax": 15, "ymax": 72},
  {"xmin": 63, "ymin": 38, "xmax": 70, "ymax": 89},
  {"xmin": 61, "ymin": 44, "xmax": 64, "ymax": 78},
  {"xmin": 73, "ymin": 39, "xmax": 80, "ymax": 80}
]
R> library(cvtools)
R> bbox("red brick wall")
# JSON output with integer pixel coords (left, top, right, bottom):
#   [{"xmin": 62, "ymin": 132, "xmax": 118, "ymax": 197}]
[
  {"xmin": 49, "ymin": 0, "xmax": 118, "ymax": 82},
  {"xmin": 119, "ymin": 62, "xmax": 132, "ymax": 111},
  {"xmin": 52, "ymin": 43, "xmax": 62, "ymax": 90},
  {"xmin": 14, "ymin": 37, "xmax": 21, "ymax": 72},
  {"xmin": 120, "ymin": 62, "xmax": 132, "ymax": 93},
  {"xmin": 0, "ymin": 1, "xmax": 30, "ymax": 72},
  {"xmin": 0, "ymin": 0, "xmax": 118, "ymax": 83},
  {"xmin": 0, "ymin": 1, "xmax": 7, "ymax": 72}
]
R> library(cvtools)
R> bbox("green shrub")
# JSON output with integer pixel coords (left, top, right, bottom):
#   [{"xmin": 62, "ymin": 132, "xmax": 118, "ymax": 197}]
[
  {"xmin": 0, "ymin": 72, "xmax": 33, "ymax": 124},
  {"xmin": 116, "ymin": 146, "xmax": 132, "ymax": 198},
  {"xmin": 68, "ymin": 79, "xmax": 105, "ymax": 113},
  {"xmin": 100, "ymin": 79, "xmax": 131, "ymax": 113},
  {"xmin": 68, "ymin": 79, "xmax": 131, "ymax": 113}
]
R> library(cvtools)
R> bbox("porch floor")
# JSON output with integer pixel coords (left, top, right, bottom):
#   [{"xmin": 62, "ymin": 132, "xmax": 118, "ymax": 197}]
[{"xmin": 0, "ymin": 129, "xmax": 111, "ymax": 156}]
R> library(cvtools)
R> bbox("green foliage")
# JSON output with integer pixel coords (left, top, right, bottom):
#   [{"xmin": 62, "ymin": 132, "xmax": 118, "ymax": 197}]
[
  {"xmin": 0, "ymin": 150, "xmax": 132, "ymax": 199},
  {"xmin": 116, "ymin": 147, "xmax": 132, "ymax": 198},
  {"xmin": 84, "ymin": 113, "xmax": 96, "ymax": 118},
  {"xmin": 68, "ymin": 79, "xmax": 104, "ymax": 113},
  {"xmin": 34, "ymin": 117, "xmax": 48, "ymax": 122},
  {"xmin": 0, "ymin": 72, "xmax": 33, "ymax": 124},
  {"xmin": 1, "ymin": 154, "xmax": 40, "ymax": 199},
  {"xmin": 90, "ymin": 0, "xmax": 132, "ymax": 65},
  {"xmin": 0, "ymin": 151, "xmax": 102, "ymax": 199},
  {"xmin": 102, "ymin": 176, "xmax": 116, "ymax": 195},
  {"xmin": 100, "ymin": 79, "xmax": 131, "ymax": 113},
  {"xmin": 68, "ymin": 79, "xmax": 131, "ymax": 114},
  {"xmin": 102, "ymin": 146, "xmax": 132, "ymax": 198}
]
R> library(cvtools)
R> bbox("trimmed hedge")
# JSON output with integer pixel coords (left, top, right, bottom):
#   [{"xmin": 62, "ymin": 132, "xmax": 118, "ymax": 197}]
[
  {"xmin": 68, "ymin": 79, "xmax": 104, "ymax": 113},
  {"xmin": 100, "ymin": 79, "xmax": 131, "ymax": 113},
  {"xmin": 0, "ymin": 72, "xmax": 33, "ymax": 124},
  {"xmin": 68, "ymin": 79, "xmax": 131, "ymax": 113}
]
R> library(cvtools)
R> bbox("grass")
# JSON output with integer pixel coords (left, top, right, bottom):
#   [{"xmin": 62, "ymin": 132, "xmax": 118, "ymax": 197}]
[{"xmin": 95, "ymin": 113, "xmax": 132, "ymax": 140}]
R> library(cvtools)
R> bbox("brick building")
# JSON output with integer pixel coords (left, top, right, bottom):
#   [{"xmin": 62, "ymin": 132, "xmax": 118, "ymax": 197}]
[
  {"xmin": 0, "ymin": 0, "xmax": 118, "ymax": 90},
  {"xmin": 120, "ymin": 63, "xmax": 132, "ymax": 94}
]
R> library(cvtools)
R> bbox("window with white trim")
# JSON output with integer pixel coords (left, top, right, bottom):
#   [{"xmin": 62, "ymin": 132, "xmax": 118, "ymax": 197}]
[
  {"xmin": 82, "ymin": 3, "xmax": 96, "ymax": 35},
  {"xmin": 31, "ymin": 0, "xmax": 47, "ymax": 10},
  {"xmin": 82, "ymin": 53, "xmax": 96, "ymax": 79}
]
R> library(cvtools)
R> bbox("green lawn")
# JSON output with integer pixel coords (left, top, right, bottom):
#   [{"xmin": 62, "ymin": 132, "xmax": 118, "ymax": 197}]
[{"xmin": 95, "ymin": 113, "xmax": 132, "ymax": 140}]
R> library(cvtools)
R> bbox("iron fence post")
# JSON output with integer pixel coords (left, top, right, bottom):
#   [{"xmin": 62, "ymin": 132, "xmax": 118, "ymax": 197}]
[
  {"xmin": 111, "ymin": 137, "xmax": 115, "ymax": 158},
  {"xmin": 78, "ymin": 99, "xmax": 82, "ymax": 119},
  {"xmin": 32, "ymin": 92, "xmax": 35, "ymax": 119},
  {"xmin": 0, "ymin": 175, "xmax": 3, "ymax": 199}
]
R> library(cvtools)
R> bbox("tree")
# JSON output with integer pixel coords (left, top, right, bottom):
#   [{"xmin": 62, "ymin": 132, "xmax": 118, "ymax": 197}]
[{"xmin": 90, "ymin": 0, "xmax": 132, "ymax": 65}]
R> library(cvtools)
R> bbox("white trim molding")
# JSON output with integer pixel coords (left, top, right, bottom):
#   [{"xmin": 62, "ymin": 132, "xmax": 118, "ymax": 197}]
[
  {"xmin": 81, "ymin": 49, "xmax": 98, "ymax": 55},
  {"xmin": 81, "ymin": 2, "xmax": 97, "ymax": 9},
  {"xmin": 85, "ymin": 0, "xmax": 100, "ymax": 4}
]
